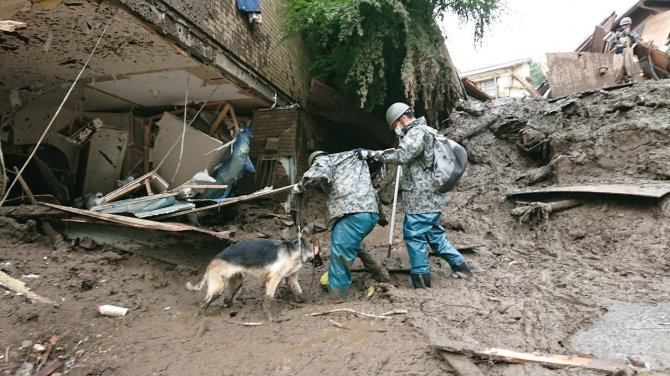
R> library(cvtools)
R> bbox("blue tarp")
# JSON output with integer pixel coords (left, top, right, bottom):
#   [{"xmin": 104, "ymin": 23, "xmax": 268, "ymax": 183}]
[
  {"xmin": 237, "ymin": 0, "xmax": 260, "ymax": 13},
  {"xmin": 200, "ymin": 127, "xmax": 255, "ymax": 200}
]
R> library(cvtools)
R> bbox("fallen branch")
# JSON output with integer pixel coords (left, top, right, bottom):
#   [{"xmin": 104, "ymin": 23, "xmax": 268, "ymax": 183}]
[
  {"xmin": 308, "ymin": 308, "xmax": 406, "ymax": 320},
  {"xmin": 0, "ymin": 271, "xmax": 56, "ymax": 305},
  {"xmin": 511, "ymin": 199, "xmax": 583, "ymax": 223}
]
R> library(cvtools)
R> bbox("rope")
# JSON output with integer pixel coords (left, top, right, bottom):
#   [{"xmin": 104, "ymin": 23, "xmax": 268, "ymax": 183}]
[
  {"xmin": 169, "ymin": 74, "xmax": 190, "ymax": 184},
  {"xmin": 152, "ymin": 85, "xmax": 220, "ymax": 174},
  {"xmin": 0, "ymin": 11, "xmax": 117, "ymax": 207}
]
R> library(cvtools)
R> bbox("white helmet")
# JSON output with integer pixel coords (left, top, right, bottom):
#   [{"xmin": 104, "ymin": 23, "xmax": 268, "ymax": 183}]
[
  {"xmin": 385, "ymin": 102, "xmax": 410, "ymax": 128},
  {"xmin": 308, "ymin": 150, "xmax": 327, "ymax": 166},
  {"xmin": 620, "ymin": 17, "xmax": 632, "ymax": 26}
]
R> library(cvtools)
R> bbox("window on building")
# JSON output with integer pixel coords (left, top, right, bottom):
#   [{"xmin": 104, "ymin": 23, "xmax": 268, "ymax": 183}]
[{"xmin": 478, "ymin": 79, "xmax": 497, "ymax": 98}]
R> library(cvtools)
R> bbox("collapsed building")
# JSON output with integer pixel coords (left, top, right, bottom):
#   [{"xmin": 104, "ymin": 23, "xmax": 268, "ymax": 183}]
[
  {"xmin": 0, "ymin": 0, "xmax": 406, "ymax": 231},
  {"xmin": 546, "ymin": 0, "xmax": 670, "ymax": 97}
]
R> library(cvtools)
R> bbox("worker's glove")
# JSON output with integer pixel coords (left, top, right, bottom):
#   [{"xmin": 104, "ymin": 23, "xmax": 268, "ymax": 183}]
[
  {"xmin": 292, "ymin": 184, "xmax": 304, "ymax": 195},
  {"xmin": 355, "ymin": 148, "xmax": 372, "ymax": 160}
]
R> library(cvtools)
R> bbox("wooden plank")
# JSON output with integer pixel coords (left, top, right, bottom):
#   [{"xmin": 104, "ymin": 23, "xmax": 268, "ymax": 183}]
[
  {"xmin": 477, "ymin": 348, "xmax": 630, "ymax": 373},
  {"xmin": 41, "ymin": 203, "xmax": 231, "ymax": 239},
  {"xmin": 144, "ymin": 178, "xmax": 153, "ymax": 195},
  {"xmin": 154, "ymin": 185, "xmax": 294, "ymax": 219},
  {"xmin": 431, "ymin": 338, "xmax": 632, "ymax": 374},
  {"xmin": 507, "ymin": 183, "xmax": 670, "ymax": 200},
  {"xmin": 0, "ymin": 271, "xmax": 56, "ymax": 305}
]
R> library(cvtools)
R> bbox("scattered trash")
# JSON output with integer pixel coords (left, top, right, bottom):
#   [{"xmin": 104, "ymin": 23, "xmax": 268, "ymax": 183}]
[{"xmin": 97, "ymin": 305, "xmax": 129, "ymax": 317}]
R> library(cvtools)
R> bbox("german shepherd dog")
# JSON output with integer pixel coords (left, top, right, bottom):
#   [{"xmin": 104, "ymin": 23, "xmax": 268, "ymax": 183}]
[{"xmin": 186, "ymin": 237, "xmax": 322, "ymax": 320}]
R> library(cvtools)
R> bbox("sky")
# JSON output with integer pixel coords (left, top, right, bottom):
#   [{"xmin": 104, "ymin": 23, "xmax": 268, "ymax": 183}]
[{"xmin": 440, "ymin": 0, "xmax": 636, "ymax": 73}]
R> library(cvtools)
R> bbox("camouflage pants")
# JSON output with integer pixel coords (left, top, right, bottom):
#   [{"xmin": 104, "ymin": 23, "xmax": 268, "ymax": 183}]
[{"xmin": 613, "ymin": 47, "xmax": 635, "ymax": 83}]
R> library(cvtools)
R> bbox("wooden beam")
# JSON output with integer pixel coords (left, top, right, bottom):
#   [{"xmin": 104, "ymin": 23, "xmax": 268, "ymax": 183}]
[
  {"xmin": 208, "ymin": 103, "xmax": 231, "ymax": 136},
  {"xmin": 512, "ymin": 72, "xmax": 541, "ymax": 97}
]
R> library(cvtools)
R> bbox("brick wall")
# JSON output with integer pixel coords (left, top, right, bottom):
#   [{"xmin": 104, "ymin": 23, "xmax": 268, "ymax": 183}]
[
  {"xmin": 117, "ymin": 0, "xmax": 309, "ymax": 105},
  {"xmin": 241, "ymin": 108, "xmax": 319, "ymax": 192}
]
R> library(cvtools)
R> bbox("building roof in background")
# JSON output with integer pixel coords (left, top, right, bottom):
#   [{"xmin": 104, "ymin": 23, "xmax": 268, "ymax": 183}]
[{"xmin": 460, "ymin": 58, "xmax": 533, "ymax": 78}]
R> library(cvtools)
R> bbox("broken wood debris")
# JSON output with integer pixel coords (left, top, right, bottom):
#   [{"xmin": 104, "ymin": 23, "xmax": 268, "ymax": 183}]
[
  {"xmin": 511, "ymin": 199, "xmax": 584, "ymax": 223},
  {"xmin": 154, "ymin": 185, "xmax": 295, "ymax": 219},
  {"xmin": 0, "ymin": 20, "xmax": 27, "ymax": 32},
  {"xmin": 0, "ymin": 271, "xmax": 56, "ymax": 305},
  {"xmin": 98, "ymin": 171, "xmax": 168, "ymax": 205},
  {"xmin": 41, "ymin": 202, "xmax": 231, "ymax": 239},
  {"xmin": 431, "ymin": 337, "xmax": 634, "ymax": 374}
]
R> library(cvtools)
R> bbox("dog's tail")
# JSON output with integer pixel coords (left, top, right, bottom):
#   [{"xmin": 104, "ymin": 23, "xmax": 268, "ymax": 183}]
[{"xmin": 185, "ymin": 272, "xmax": 207, "ymax": 292}]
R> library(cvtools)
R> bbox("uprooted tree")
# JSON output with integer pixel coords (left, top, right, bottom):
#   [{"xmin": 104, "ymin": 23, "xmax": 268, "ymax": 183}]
[{"xmin": 284, "ymin": 0, "xmax": 502, "ymax": 124}]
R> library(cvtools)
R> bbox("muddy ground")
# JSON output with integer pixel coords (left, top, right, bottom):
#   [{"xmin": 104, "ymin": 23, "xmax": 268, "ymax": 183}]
[{"xmin": 1, "ymin": 81, "xmax": 669, "ymax": 375}]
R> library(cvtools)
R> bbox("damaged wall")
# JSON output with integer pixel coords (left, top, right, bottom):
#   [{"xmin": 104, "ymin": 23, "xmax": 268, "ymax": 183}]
[
  {"xmin": 114, "ymin": 0, "xmax": 310, "ymax": 106},
  {"xmin": 545, "ymin": 52, "xmax": 642, "ymax": 97}
]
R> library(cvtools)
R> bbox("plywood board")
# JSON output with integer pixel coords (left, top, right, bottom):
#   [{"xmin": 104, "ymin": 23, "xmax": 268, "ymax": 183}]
[
  {"xmin": 82, "ymin": 126, "xmax": 129, "ymax": 195},
  {"xmin": 507, "ymin": 183, "xmax": 670, "ymax": 200},
  {"xmin": 545, "ymin": 52, "xmax": 641, "ymax": 97},
  {"xmin": 153, "ymin": 112, "xmax": 229, "ymax": 187}
]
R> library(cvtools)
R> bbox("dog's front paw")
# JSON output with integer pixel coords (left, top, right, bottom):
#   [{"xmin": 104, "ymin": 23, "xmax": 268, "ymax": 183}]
[
  {"xmin": 262, "ymin": 297, "xmax": 276, "ymax": 322},
  {"xmin": 293, "ymin": 292, "xmax": 307, "ymax": 303}
]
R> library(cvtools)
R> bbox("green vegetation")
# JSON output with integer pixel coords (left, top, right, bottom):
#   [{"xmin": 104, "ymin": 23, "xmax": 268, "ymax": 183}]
[{"xmin": 284, "ymin": 0, "xmax": 502, "ymax": 123}]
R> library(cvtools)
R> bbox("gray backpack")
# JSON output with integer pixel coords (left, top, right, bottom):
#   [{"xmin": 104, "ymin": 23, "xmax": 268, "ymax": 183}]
[{"xmin": 430, "ymin": 133, "xmax": 468, "ymax": 193}]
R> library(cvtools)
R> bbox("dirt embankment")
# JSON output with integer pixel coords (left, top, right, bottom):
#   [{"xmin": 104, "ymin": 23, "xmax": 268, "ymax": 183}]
[{"xmin": 1, "ymin": 81, "xmax": 669, "ymax": 375}]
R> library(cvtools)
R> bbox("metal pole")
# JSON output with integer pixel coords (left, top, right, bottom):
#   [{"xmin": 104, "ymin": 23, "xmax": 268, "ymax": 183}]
[{"xmin": 388, "ymin": 166, "xmax": 401, "ymax": 257}]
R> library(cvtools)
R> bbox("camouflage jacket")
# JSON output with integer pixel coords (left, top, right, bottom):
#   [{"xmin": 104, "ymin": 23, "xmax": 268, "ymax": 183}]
[
  {"xmin": 376, "ymin": 117, "xmax": 446, "ymax": 214},
  {"xmin": 297, "ymin": 151, "xmax": 379, "ymax": 228}
]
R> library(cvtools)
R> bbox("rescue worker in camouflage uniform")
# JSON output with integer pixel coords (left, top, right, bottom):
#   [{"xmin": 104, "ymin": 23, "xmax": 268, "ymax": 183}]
[
  {"xmin": 293, "ymin": 150, "xmax": 390, "ymax": 297},
  {"xmin": 356, "ymin": 103, "xmax": 474, "ymax": 289}
]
